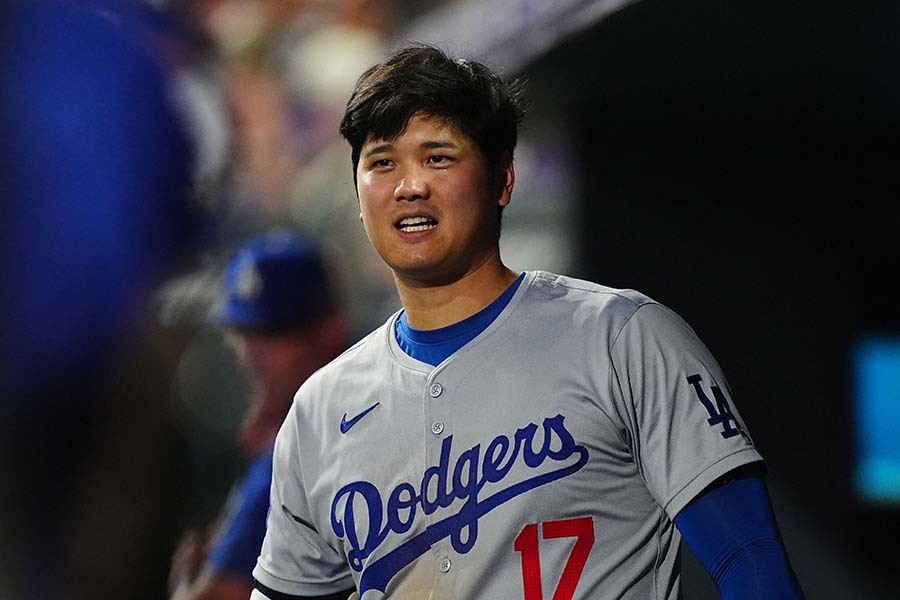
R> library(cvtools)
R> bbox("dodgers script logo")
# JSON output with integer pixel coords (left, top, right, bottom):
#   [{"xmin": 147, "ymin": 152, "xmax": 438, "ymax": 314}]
[{"xmin": 330, "ymin": 414, "xmax": 589, "ymax": 595}]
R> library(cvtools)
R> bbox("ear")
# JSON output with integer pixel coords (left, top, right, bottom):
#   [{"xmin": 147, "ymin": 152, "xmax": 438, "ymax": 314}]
[{"xmin": 497, "ymin": 157, "xmax": 515, "ymax": 208}]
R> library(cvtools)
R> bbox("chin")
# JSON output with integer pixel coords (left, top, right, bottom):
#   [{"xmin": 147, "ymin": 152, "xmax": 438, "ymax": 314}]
[
  {"xmin": 393, "ymin": 261, "xmax": 468, "ymax": 287},
  {"xmin": 384, "ymin": 251, "xmax": 443, "ymax": 277}
]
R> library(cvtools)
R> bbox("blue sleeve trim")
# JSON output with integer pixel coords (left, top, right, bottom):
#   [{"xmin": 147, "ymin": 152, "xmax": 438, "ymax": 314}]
[{"xmin": 674, "ymin": 476, "xmax": 805, "ymax": 599}]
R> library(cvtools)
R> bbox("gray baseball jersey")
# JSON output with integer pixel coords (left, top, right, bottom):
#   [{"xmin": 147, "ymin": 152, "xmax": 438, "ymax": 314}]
[{"xmin": 252, "ymin": 271, "xmax": 763, "ymax": 599}]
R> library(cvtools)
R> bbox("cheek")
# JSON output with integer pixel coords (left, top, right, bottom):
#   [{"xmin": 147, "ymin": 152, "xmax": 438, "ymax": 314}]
[
  {"xmin": 357, "ymin": 200, "xmax": 388, "ymax": 250},
  {"xmin": 359, "ymin": 198, "xmax": 398, "ymax": 244},
  {"xmin": 358, "ymin": 200, "xmax": 378, "ymax": 233},
  {"xmin": 356, "ymin": 180, "xmax": 384, "ymax": 222}
]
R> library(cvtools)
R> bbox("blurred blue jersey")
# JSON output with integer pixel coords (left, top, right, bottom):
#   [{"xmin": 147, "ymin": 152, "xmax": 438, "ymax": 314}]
[
  {"xmin": 1, "ymin": 0, "xmax": 204, "ymax": 405},
  {"xmin": 209, "ymin": 449, "xmax": 275, "ymax": 580},
  {"xmin": 0, "ymin": 2, "xmax": 206, "ymax": 597}
]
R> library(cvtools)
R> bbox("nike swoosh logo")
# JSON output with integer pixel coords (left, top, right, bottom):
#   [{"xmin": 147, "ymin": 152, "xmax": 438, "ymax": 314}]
[{"xmin": 340, "ymin": 402, "xmax": 381, "ymax": 434}]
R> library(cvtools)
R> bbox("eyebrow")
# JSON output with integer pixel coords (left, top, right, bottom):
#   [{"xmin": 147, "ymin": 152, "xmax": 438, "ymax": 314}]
[
  {"xmin": 362, "ymin": 140, "xmax": 460, "ymax": 160},
  {"xmin": 421, "ymin": 140, "xmax": 459, "ymax": 150},
  {"xmin": 362, "ymin": 143, "xmax": 394, "ymax": 159}
]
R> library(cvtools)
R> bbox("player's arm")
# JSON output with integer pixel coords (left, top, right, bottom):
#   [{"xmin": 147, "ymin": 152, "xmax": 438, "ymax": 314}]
[
  {"xmin": 606, "ymin": 303, "xmax": 803, "ymax": 597},
  {"xmin": 250, "ymin": 581, "xmax": 356, "ymax": 600},
  {"xmin": 674, "ymin": 464, "xmax": 805, "ymax": 599}
]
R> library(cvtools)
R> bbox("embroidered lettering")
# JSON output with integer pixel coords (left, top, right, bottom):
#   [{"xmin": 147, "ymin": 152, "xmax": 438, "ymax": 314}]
[
  {"xmin": 329, "ymin": 414, "xmax": 588, "ymax": 595},
  {"xmin": 686, "ymin": 373, "xmax": 743, "ymax": 439}
]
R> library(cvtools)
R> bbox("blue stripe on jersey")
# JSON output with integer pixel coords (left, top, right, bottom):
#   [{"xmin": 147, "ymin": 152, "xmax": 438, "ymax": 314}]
[{"xmin": 394, "ymin": 272, "xmax": 526, "ymax": 366}]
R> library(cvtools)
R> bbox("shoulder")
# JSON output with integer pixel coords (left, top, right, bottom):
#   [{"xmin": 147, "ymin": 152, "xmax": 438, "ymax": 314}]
[
  {"xmin": 522, "ymin": 270, "xmax": 660, "ymax": 332},
  {"xmin": 517, "ymin": 271, "xmax": 706, "ymax": 359},
  {"xmin": 527, "ymin": 270, "xmax": 653, "ymax": 309}
]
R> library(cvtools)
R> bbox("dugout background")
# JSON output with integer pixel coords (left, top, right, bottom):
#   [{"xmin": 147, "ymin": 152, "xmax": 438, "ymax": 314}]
[{"xmin": 523, "ymin": 0, "xmax": 900, "ymax": 597}]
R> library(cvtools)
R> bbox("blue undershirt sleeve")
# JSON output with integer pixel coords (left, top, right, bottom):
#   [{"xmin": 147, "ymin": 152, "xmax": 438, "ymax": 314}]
[{"xmin": 674, "ymin": 476, "xmax": 805, "ymax": 599}]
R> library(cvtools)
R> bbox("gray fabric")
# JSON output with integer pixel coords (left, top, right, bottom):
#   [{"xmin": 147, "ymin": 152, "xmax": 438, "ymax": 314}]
[{"xmin": 253, "ymin": 271, "xmax": 762, "ymax": 599}]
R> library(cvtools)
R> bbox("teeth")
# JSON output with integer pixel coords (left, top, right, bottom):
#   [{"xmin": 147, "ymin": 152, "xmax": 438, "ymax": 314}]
[
  {"xmin": 399, "ymin": 216, "xmax": 432, "ymax": 225},
  {"xmin": 398, "ymin": 216, "xmax": 437, "ymax": 232}
]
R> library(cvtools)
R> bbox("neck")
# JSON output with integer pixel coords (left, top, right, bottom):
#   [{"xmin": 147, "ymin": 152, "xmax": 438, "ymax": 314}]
[{"xmin": 395, "ymin": 253, "xmax": 519, "ymax": 330}]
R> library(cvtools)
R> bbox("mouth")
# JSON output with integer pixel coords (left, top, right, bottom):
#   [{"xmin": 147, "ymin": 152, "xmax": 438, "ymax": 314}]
[{"xmin": 396, "ymin": 216, "xmax": 438, "ymax": 233}]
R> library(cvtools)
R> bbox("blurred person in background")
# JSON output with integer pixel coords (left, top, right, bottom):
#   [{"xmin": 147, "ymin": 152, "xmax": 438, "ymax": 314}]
[
  {"xmin": 171, "ymin": 0, "xmax": 401, "ymax": 338},
  {"xmin": 168, "ymin": 230, "xmax": 348, "ymax": 600},
  {"xmin": 277, "ymin": 0, "xmax": 402, "ymax": 339},
  {"xmin": 0, "ymin": 0, "xmax": 211, "ymax": 597}
]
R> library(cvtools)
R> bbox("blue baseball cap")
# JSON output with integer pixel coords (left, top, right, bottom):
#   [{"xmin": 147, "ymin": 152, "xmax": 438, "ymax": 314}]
[{"xmin": 214, "ymin": 230, "xmax": 334, "ymax": 331}]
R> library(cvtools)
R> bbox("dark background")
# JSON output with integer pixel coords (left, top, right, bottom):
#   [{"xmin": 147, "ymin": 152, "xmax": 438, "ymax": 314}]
[{"xmin": 530, "ymin": 0, "xmax": 899, "ymax": 596}]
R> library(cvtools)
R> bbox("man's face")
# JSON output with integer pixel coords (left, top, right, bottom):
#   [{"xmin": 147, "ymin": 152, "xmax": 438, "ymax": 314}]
[
  {"xmin": 226, "ymin": 327, "xmax": 322, "ymax": 456},
  {"xmin": 227, "ymin": 330, "xmax": 314, "ymax": 397},
  {"xmin": 355, "ymin": 113, "xmax": 513, "ymax": 286}
]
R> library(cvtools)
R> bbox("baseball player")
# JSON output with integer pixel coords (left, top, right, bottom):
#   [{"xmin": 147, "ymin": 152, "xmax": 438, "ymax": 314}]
[
  {"xmin": 169, "ymin": 230, "xmax": 347, "ymax": 600},
  {"xmin": 250, "ymin": 45, "xmax": 805, "ymax": 599}
]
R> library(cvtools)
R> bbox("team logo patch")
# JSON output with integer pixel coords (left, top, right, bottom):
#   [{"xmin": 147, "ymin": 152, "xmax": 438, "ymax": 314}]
[
  {"xmin": 686, "ymin": 373, "xmax": 744, "ymax": 439},
  {"xmin": 234, "ymin": 256, "xmax": 263, "ymax": 300}
]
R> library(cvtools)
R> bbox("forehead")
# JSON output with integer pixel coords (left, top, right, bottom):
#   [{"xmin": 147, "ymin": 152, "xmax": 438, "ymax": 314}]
[{"xmin": 361, "ymin": 113, "xmax": 473, "ymax": 150}]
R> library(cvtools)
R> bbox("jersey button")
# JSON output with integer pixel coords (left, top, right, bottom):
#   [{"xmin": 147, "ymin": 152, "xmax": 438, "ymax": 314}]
[
  {"xmin": 429, "ymin": 383, "xmax": 443, "ymax": 398},
  {"xmin": 431, "ymin": 420, "xmax": 445, "ymax": 435},
  {"xmin": 439, "ymin": 557, "xmax": 452, "ymax": 573}
]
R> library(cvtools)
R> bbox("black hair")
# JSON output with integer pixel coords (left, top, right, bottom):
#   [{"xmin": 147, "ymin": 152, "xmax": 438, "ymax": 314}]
[{"xmin": 339, "ymin": 44, "xmax": 527, "ymax": 181}]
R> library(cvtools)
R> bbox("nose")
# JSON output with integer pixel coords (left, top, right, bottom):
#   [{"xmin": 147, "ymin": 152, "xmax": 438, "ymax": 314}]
[{"xmin": 393, "ymin": 169, "xmax": 429, "ymax": 202}]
